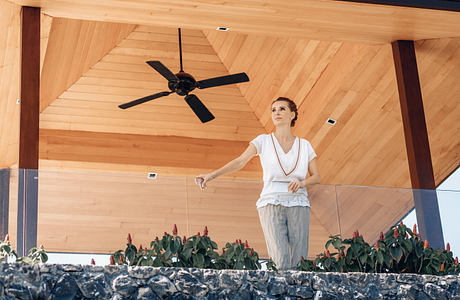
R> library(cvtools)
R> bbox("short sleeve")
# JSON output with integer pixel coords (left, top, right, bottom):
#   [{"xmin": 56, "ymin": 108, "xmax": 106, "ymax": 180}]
[
  {"xmin": 250, "ymin": 134, "xmax": 265, "ymax": 156},
  {"xmin": 306, "ymin": 140, "xmax": 317, "ymax": 162}
]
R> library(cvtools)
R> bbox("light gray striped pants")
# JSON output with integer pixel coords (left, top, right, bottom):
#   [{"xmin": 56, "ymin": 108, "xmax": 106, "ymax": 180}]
[{"xmin": 258, "ymin": 204, "xmax": 310, "ymax": 270}]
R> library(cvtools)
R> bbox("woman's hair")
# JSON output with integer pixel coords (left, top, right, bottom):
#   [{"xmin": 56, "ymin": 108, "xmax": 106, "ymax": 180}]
[{"xmin": 272, "ymin": 97, "xmax": 298, "ymax": 127}]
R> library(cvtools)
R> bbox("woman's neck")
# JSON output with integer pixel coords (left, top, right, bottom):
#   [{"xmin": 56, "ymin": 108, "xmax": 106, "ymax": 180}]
[{"xmin": 274, "ymin": 126, "xmax": 294, "ymax": 141}]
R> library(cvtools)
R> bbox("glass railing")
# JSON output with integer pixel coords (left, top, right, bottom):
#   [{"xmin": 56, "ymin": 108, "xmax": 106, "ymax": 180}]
[{"xmin": 2, "ymin": 168, "xmax": 458, "ymax": 260}]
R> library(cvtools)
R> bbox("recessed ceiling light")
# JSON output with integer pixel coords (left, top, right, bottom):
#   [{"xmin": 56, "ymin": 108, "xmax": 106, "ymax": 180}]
[
  {"xmin": 326, "ymin": 118, "xmax": 337, "ymax": 125},
  {"xmin": 216, "ymin": 27, "xmax": 229, "ymax": 31}
]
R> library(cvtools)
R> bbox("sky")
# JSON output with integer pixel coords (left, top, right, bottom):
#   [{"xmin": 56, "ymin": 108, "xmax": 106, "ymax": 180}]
[{"xmin": 402, "ymin": 167, "xmax": 460, "ymax": 257}]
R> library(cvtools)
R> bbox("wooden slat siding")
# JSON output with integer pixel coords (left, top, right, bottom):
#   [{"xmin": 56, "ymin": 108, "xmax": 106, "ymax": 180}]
[
  {"xmin": 40, "ymin": 14, "xmax": 52, "ymax": 75},
  {"xmin": 392, "ymin": 40, "xmax": 444, "ymax": 249},
  {"xmin": 40, "ymin": 18, "xmax": 136, "ymax": 111},
  {"xmin": 40, "ymin": 25, "xmax": 265, "ymax": 141},
  {"xmin": 18, "ymin": 6, "xmax": 40, "ymax": 257},
  {"xmin": 8, "ymin": 0, "xmax": 460, "ymax": 44},
  {"xmin": 39, "ymin": 129, "xmax": 262, "ymax": 178},
  {"xmin": 0, "ymin": 169, "xmax": 10, "ymax": 239},
  {"xmin": 0, "ymin": 1, "xmax": 21, "ymax": 168},
  {"xmin": 415, "ymin": 38, "xmax": 460, "ymax": 186}
]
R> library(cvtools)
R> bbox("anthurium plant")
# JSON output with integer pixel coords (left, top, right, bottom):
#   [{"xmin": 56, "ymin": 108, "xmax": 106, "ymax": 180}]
[
  {"xmin": 112, "ymin": 225, "xmax": 276, "ymax": 270},
  {"xmin": 298, "ymin": 222, "xmax": 459, "ymax": 275},
  {"xmin": 1, "ymin": 234, "xmax": 48, "ymax": 264}
]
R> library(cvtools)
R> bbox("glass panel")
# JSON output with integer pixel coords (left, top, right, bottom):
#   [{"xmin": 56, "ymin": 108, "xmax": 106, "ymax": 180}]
[
  {"xmin": 335, "ymin": 185, "xmax": 414, "ymax": 243},
  {"xmin": 36, "ymin": 170, "xmax": 188, "ymax": 253},
  {"xmin": 431, "ymin": 189, "xmax": 460, "ymax": 256}
]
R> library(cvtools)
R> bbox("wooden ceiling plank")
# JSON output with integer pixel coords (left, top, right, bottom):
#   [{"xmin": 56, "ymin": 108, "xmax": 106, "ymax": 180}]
[{"xmin": 40, "ymin": 18, "xmax": 136, "ymax": 111}]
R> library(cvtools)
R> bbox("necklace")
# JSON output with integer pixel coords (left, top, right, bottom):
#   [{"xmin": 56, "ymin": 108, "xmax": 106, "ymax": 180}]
[{"xmin": 270, "ymin": 133, "xmax": 300, "ymax": 176}]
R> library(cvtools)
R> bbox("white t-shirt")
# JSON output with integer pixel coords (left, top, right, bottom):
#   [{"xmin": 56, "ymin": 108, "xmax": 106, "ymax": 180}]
[{"xmin": 250, "ymin": 133, "xmax": 317, "ymax": 208}]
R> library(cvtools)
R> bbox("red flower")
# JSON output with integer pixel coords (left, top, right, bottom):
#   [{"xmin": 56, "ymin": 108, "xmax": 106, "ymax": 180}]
[
  {"xmin": 413, "ymin": 224, "xmax": 417, "ymax": 236},
  {"xmin": 127, "ymin": 233, "xmax": 132, "ymax": 244},
  {"xmin": 91, "ymin": 258, "xmax": 95, "ymax": 265},
  {"xmin": 405, "ymin": 233, "xmax": 409, "ymax": 239},
  {"xmin": 313, "ymin": 261, "xmax": 316, "ymax": 268},
  {"xmin": 222, "ymin": 249, "xmax": 226, "ymax": 254},
  {"xmin": 424, "ymin": 240, "xmax": 430, "ymax": 249},
  {"xmin": 301, "ymin": 256, "xmax": 305, "ymax": 261},
  {"xmin": 139, "ymin": 244, "xmax": 143, "ymax": 251},
  {"xmin": 5, "ymin": 234, "xmax": 9, "ymax": 241},
  {"xmin": 393, "ymin": 227, "xmax": 398, "ymax": 239},
  {"xmin": 375, "ymin": 241, "xmax": 379, "ymax": 250},
  {"xmin": 326, "ymin": 250, "xmax": 331, "ymax": 258},
  {"xmin": 164, "ymin": 232, "xmax": 168, "ymax": 236},
  {"xmin": 235, "ymin": 239, "xmax": 238, "ymax": 244},
  {"xmin": 110, "ymin": 256, "xmax": 115, "ymax": 265},
  {"xmin": 379, "ymin": 232, "xmax": 384, "ymax": 241},
  {"xmin": 440, "ymin": 263, "xmax": 445, "ymax": 272},
  {"xmin": 244, "ymin": 240, "xmax": 249, "ymax": 250},
  {"xmin": 400, "ymin": 221, "xmax": 403, "ymax": 227},
  {"xmin": 455, "ymin": 257, "xmax": 458, "ymax": 265},
  {"xmin": 203, "ymin": 226, "xmax": 208, "ymax": 237},
  {"xmin": 250, "ymin": 248, "xmax": 254, "ymax": 256},
  {"xmin": 197, "ymin": 232, "xmax": 201, "ymax": 237},
  {"xmin": 341, "ymin": 251, "xmax": 345, "ymax": 258},
  {"xmin": 336, "ymin": 256, "xmax": 340, "ymax": 262},
  {"xmin": 119, "ymin": 256, "xmax": 124, "ymax": 264},
  {"xmin": 155, "ymin": 236, "xmax": 159, "ymax": 243},
  {"xmin": 172, "ymin": 224, "xmax": 178, "ymax": 236},
  {"xmin": 239, "ymin": 239, "xmax": 242, "ymax": 245},
  {"xmin": 447, "ymin": 243, "xmax": 451, "ymax": 252},
  {"xmin": 183, "ymin": 236, "xmax": 187, "ymax": 244}
]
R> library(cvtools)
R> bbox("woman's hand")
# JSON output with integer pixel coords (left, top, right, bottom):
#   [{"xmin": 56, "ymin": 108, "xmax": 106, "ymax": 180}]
[
  {"xmin": 195, "ymin": 173, "xmax": 215, "ymax": 190},
  {"xmin": 288, "ymin": 179, "xmax": 303, "ymax": 194}
]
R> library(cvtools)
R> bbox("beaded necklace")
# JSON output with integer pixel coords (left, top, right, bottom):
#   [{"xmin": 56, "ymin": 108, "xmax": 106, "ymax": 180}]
[{"xmin": 270, "ymin": 133, "xmax": 300, "ymax": 176}]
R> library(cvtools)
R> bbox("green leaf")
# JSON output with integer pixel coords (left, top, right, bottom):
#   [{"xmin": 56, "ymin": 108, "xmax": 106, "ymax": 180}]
[
  {"xmin": 193, "ymin": 253, "xmax": 204, "ymax": 268},
  {"xmin": 376, "ymin": 251, "xmax": 384, "ymax": 265},
  {"xmin": 332, "ymin": 239, "xmax": 342, "ymax": 250},
  {"xmin": 390, "ymin": 246, "xmax": 403, "ymax": 263}
]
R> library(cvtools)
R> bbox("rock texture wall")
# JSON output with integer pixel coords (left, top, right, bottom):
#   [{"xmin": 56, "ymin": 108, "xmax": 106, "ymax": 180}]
[{"xmin": 0, "ymin": 263, "xmax": 459, "ymax": 299}]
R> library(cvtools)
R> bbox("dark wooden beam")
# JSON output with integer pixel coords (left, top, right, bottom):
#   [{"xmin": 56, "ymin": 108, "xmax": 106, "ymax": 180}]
[
  {"xmin": 0, "ymin": 169, "xmax": 10, "ymax": 240},
  {"xmin": 17, "ymin": 6, "xmax": 40, "ymax": 257},
  {"xmin": 392, "ymin": 40, "xmax": 444, "ymax": 249},
  {"xmin": 335, "ymin": 0, "xmax": 460, "ymax": 12}
]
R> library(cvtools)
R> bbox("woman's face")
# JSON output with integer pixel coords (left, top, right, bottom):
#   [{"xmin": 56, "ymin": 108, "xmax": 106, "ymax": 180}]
[{"xmin": 271, "ymin": 101, "xmax": 294, "ymax": 127}]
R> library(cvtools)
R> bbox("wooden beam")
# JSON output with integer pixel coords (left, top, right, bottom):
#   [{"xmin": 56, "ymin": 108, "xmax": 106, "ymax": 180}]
[
  {"xmin": 392, "ymin": 40, "xmax": 444, "ymax": 248},
  {"xmin": 17, "ymin": 6, "xmax": 40, "ymax": 256}
]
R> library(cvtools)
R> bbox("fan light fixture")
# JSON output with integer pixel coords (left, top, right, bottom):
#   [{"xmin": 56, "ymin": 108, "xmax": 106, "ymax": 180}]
[{"xmin": 118, "ymin": 28, "xmax": 249, "ymax": 123}]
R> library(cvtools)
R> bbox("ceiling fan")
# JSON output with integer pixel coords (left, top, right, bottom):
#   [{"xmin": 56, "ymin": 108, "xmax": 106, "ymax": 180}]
[{"xmin": 118, "ymin": 28, "xmax": 250, "ymax": 123}]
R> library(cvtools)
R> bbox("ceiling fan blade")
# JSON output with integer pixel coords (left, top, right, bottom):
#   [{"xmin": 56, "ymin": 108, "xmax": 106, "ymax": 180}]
[
  {"xmin": 197, "ymin": 72, "xmax": 249, "ymax": 89},
  {"xmin": 118, "ymin": 91, "xmax": 172, "ymax": 109},
  {"xmin": 185, "ymin": 94, "xmax": 215, "ymax": 123},
  {"xmin": 146, "ymin": 61, "xmax": 179, "ymax": 82}
]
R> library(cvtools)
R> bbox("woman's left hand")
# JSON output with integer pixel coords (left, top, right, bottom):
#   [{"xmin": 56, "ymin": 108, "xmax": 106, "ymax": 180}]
[{"xmin": 288, "ymin": 179, "xmax": 303, "ymax": 194}]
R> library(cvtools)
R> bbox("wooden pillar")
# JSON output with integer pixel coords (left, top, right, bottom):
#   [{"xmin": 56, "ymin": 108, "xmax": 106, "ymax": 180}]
[
  {"xmin": 17, "ymin": 6, "xmax": 40, "ymax": 256},
  {"xmin": 392, "ymin": 40, "xmax": 444, "ymax": 248},
  {"xmin": 0, "ymin": 169, "xmax": 10, "ymax": 240}
]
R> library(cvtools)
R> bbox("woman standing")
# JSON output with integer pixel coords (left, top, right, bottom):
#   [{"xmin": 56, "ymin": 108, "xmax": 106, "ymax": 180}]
[{"xmin": 196, "ymin": 97, "xmax": 320, "ymax": 270}]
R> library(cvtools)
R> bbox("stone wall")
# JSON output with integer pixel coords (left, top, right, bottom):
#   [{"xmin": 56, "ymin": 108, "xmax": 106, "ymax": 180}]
[{"xmin": 0, "ymin": 263, "xmax": 459, "ymax": 299}]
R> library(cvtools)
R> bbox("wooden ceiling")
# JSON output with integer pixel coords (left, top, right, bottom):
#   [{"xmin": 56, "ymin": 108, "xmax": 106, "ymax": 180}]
[
  {"xmin": 7, "ymin": 0, "xmax": 460, "ymax": 44},
  {"xmin": 1, "ymin": 0, "xmax": 459, "ymax": 255}
]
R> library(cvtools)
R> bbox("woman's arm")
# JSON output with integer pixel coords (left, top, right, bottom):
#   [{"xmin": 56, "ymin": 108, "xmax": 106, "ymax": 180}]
[
  {"xmin": 288, "ymin": 158, "xmax": 321, "ymax": 193},
  {"xmin": 196, "ymin": 143, "xmax": 257, "ymax": 189}
]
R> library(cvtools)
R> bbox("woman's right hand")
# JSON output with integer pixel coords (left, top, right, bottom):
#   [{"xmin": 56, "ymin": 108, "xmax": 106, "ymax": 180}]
[{"xmin": 195, "ymin": 173, "xmax": 215, "ymax": 190}]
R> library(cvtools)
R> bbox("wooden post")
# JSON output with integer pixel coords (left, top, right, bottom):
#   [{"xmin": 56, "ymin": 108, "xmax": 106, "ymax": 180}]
[
  {"xmin": 392, "ymin": 40, "xmax": 444, "ymax": 249},
  {"xmin": 17, "ymin": 6, "xmax": 40, "ymax": 256}
]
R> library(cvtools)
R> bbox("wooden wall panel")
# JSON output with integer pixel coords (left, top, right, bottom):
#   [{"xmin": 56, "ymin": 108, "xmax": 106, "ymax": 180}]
[
  {"xmin": 40, "ymin": 18, "xmax": 136, "ymax": 111},
  {"xmin": 0, "ymin": 1, "xmax": 21, "ymax": 168},
  {"xmin": 39, "ymin": 129, "xmax": 262, "ymax": 179},
  {"xmin": 40, "ymin": 25, "xmax": 265, "ymax": 141},
  {"xmin": 9, "ymin": 0, "xmax": 460, "ymax": 44}
]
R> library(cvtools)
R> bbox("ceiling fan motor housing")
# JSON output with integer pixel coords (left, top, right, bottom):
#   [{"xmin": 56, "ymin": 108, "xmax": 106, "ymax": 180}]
[{"xmin": 170, "ymin": 71, "xmax": 196, "ymax": 95}]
